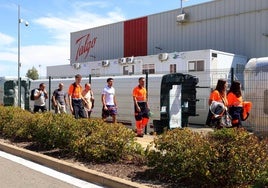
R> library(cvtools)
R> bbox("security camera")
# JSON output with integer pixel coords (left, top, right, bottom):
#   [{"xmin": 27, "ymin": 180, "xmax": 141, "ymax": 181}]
[{"xmin": 25, "ymin": 21, "xmax": 29, "ymax": 26}]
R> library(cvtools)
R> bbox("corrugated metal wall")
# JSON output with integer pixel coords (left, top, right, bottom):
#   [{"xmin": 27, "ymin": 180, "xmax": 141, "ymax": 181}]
[
  {"xmin": 71, "ymin": 0, "xmax": 268, "ymax": 63},
  {"xmin": 70, "ymin": 22, "xmax": 124, "ymax": 63},
  {"xmin": 124, "ymin": 17, "xmax": 147, "ymax": 57},
  {"xmin": 148, "ymin": 0, "xmax": 268, "ymax": 58}
]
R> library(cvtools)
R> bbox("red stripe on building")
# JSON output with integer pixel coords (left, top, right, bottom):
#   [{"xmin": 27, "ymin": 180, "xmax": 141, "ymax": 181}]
[{"xmin": 124, "ymin": 17, "xmax": 147, "ymax": 57}]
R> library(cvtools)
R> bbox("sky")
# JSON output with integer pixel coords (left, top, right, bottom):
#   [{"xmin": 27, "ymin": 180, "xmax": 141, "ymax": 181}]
[{"xmin": 0, "ymin": 0, "xmax": 212, "ymax": 78}]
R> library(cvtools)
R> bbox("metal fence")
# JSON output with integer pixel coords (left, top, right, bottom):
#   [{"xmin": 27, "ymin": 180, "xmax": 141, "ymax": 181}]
[
  {"xmin": 242, "ymin": 68, "xmax": 268, "ymax": 135},
  {"xmin": 30, "ymin": 68, "xmax": 268, "ymax": 135}
]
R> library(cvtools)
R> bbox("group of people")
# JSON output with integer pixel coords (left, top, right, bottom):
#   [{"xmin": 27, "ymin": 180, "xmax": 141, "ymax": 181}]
[
  {"xmin": 33, "ymin": 74, "xmax": 95, "ymax": 118},
  {"xmin": 33, "ymin": 74, "xmax": 150, "ymax": 137},
  {"xmin": 206, "ymin": 79, "xmax": 252, "ymax": 128},
  {"xmin": 33, "ymin": 75, "xmax": 251, "ymax": 135}
]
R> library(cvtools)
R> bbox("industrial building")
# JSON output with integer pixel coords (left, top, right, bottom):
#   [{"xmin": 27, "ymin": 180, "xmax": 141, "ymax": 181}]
[{"xmin": 48, "ymin": 0, "xmax": 268, "ymax": 77}]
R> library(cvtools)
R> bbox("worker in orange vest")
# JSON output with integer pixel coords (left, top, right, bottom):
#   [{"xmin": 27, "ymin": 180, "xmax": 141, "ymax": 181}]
[
  {"xmin": 133, "ymin": 77, "xmax": 150, "ymax": 137},
  {"xmin": 227, "ymin": 80, "xmax": 252, "ymax": 127},
  {"xmin": 206, "ymin": 79, "xmax": 228, "ymax": 128}
]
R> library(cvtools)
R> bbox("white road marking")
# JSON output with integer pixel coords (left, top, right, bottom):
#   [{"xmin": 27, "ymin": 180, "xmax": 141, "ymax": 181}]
[{"xmin": 0, "ymin": 151, "xmax": 103, "ymax": 188}]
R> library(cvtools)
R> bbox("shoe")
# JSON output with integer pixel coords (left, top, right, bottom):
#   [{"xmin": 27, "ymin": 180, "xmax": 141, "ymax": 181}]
[{"xmin": 137, "ymin": 134, "xmax": 143, "ymax": 137}]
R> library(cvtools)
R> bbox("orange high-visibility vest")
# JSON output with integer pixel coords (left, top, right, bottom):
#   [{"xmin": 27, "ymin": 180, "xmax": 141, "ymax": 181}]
[
  {"xmin": 227, "ymin": 92, "xmax": 243, "ymax": 107},
  {"xmin": 209, "ymin": 90, "xmax": 228, "ymax": 106},
  {"xmin": 242, "ymin": 101, "xmax": 252, "ymax": 120},
  {"xmin": 133, "ymin": 86, "xmax": 147, "ymax": 102}
]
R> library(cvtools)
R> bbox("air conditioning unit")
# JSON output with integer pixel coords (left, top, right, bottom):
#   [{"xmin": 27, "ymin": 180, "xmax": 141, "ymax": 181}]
[
  {"xmin": 118, "ymin": 58, "xmax": 127, "ymax": 64},
  {"xmin": 73, "ymin": 63, "xmax": 81, "ymax": 69},
  {"xmin": 176, "ymin": 13, "xmax": 187, "ymax": 23},
  {"xmin": 126, "ymin": 56, "xmax": 134, "ymax": 64},
  {"xmin": 102, "ymin": 60, "xmax": 110, "ymax": 67},
  {"xmin": 158, "ymin": 53, "xmax": 169, "ymax": 62}
]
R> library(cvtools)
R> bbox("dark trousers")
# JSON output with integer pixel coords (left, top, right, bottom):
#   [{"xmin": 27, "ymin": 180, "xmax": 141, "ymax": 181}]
[
  {"xmin": 72, "ymin": 99, "xmax": 86, "ymax": 119},
  {"xmin": 134, "ymin": 102, "xmax": 149, "ymax": 121},
  {"xmin": 33, "ymin": 105, "xmax": 47, "ymax": 113},
  {"xmin": 229, "ymin": 106, "xmax": 243, "ymax": 127},
  {"xmin": 205, "ymin": 110, "xmax": 220, "ymax": 127}
]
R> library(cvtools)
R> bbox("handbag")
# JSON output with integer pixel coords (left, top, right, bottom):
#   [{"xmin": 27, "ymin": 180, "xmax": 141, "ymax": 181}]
[
  {"xmin": 219, "ymin": 111, "xmax": 232, "ymax": 128},
  {"xmin": 209, "ymin": 95, "xmax": 232, "ymax": 128}
]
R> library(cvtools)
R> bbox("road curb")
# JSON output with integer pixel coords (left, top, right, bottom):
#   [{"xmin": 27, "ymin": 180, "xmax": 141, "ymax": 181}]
[{"xmin": 0, "ymin": 141, "xmax": 150, "ymax": 188}]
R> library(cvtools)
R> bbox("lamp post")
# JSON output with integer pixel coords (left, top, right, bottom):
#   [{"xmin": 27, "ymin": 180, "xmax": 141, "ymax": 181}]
[
  {"xmin": 180, "ymin": 0, "xmax": 188, "ymax": 14},
  {"xmin": 18, "ymin": 5, "xmax": 29, "ymax": 107},
  {"xmin": 38, "ymin": 64, "xmax": 42, "ymax": 78}
]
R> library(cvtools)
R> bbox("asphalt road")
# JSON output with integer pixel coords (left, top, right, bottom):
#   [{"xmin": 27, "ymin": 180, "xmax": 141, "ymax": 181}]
[{"xmin": 0, "ymin": 151, "xmax": 103, "ymax": 188}]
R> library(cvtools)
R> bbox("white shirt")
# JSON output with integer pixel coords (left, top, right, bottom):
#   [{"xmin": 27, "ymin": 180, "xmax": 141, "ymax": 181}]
[
  {"xmin": 102, "ymin": 86, "xmax": 115, "ymax": 105},
  {"xmin": 82, "ymin": 90, "xmax": 94, "ymax": 110},
  {"xmin": 34, "ymin": 89, "xmax": 46, "ymax": 106}
]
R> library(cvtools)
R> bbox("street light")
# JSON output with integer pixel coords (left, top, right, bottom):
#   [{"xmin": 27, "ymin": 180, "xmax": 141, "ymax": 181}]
[
  {"xmin": 18, "ymin": 5, "xmax": 29, "ymax": 107},
  {"xmin": 180, "ymin": 0, "xmax": 188, "ymax": 14}
]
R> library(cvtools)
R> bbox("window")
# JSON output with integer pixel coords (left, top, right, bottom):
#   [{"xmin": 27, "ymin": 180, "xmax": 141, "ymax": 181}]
[
  {"xmin": 236, "ymin": 64, "xmax": 245, "ymax": 74},
  {"xmin": 123, "ymin": 65, "xmax": 134, "ymax": 75},
  {"xmin": 188, "ymin": 60, "xmax": 204, "ymax": 72},
  {"xmin": 170, "ymin": 64, "xmax": 176, "ymax": 73},
  {"xmin": 142, "ymin": 64, "xmax": 155, "ymax": 74},
  {"xmin": 91, "ymin": 68, "xmax": 100, "ymax": 76}
]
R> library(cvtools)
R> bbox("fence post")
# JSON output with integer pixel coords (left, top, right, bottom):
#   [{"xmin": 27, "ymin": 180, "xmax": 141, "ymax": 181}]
[
  {"xmin": 231, "ymin": 67, "xmax": 234, "ymax": 84},
  {"xmin": 145, "ymin": 71, "xmax": 149, "ymax": 134},
  {"xmin": 88, "ymin": 74, "xmax": 91, "ymax": 84},
  {"xmin": 48, "ymin": 76, "xmax": 51, "ymax": 111}
]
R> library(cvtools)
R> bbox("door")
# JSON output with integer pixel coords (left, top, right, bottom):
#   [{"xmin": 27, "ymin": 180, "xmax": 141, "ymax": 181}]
[{"xmin": 169, "ymin": 84, "xmax": 182, "ymax": 128}]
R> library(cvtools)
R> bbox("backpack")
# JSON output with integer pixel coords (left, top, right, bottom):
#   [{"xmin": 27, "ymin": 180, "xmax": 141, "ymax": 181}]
[{"xmin": 30, "ymin": 88, "xmax": 38, "ymax": 101}]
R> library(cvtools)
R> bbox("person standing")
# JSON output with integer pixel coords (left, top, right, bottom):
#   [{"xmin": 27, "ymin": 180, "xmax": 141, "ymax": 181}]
[
  {"xmin": 227, "ymin": 80, "xmax": 252, "ymax": 127},
  {"xmin": 52, "ymin": 83, "xmax": 68, "ymax": 114},
  {"xmin": 68, "ymin": 74, "xmax": 86, "ymax": 119},
  {"xmin": 133, "ymin": 77, "xmax": 150, "ymax": 137},
  {"xmin": 82, "ymin": 83, "xmax": 94, "ymax": 118},
  {"xmin": 102, "ymin": 78, "xmax": 117, "ymax": 123},
  {"xmin": 33, "ymin": 83, "xmax": 48, "ymax": 113},
  {"xmin": 206, "ymin": 79, "xmax": 228, "ymax": 128}
]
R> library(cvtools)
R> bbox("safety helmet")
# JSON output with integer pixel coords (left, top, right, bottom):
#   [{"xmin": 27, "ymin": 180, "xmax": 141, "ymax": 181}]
[{"xmin": 210, "ymin": 101, "xmax": 225, "ymax": 118}]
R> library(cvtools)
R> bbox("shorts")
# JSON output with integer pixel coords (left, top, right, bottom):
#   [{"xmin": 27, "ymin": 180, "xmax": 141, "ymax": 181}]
[
  {"xmin": 33, "ymin": 105, "xmax": 47, "ymax": 113},
  {"xmin": 102, "ymin": 105, "xmax": 117, "ymax": 118}
]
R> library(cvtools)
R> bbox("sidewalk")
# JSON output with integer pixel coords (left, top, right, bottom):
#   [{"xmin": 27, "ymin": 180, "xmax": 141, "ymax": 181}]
[{"xmin": 136, "ymin": 126, "xmax": 214, "ymax": 148}]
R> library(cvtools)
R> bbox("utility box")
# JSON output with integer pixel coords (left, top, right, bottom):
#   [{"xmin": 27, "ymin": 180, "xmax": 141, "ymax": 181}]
[
  {"xmin": 153, "ymin": 73, "xmax": 198, "ymax": 134},
  {"xmin": 4, "ymin": 80, "xmax": 17, "ymax": 106},
  {"xmin": 0, "ymin": 77, "xmax": 31, "ymax": 110}
]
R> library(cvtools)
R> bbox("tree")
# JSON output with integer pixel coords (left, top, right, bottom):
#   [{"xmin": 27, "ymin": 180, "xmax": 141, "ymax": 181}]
[{"xmin": 26, "ymin": 66, "xmax": 39, "ymax": 80}]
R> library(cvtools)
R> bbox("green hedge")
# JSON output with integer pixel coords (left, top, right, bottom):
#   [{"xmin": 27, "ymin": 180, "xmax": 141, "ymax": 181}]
[
  {"xmin": 0, "ymin": 106, "xmax": 267, "ymax": 187},
  {"xmin": 0, "ymin": 106, "xmax": 36, "ymax": 140},
  {"xmin": 147, "ymin": 128, "xmax": 268, "ymax": 187},
  {"xmin": 0, "ymin": 106, "xmax": 145, "ymax": 163}
]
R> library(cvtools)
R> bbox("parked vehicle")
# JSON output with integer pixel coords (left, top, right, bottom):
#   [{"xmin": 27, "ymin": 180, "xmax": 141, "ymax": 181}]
[{"xmin": 243, "ymin": 57, "xmax": 268, "ymax": 134}]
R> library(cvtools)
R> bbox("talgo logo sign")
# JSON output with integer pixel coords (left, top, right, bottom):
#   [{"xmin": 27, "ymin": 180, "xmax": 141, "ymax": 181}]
[{"xmin": 75, "ymin": 33, "xmax": 97, "ymax": 61}]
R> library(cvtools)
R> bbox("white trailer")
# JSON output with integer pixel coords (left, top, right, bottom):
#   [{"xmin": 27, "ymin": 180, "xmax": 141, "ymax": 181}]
[
  {"xmin": 34, "ymin": 49, "xmax": 248, "ymax": 132},
  {"xmin": 244, "ymin": 57, "xmax": 268, "ymax": 133}
]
